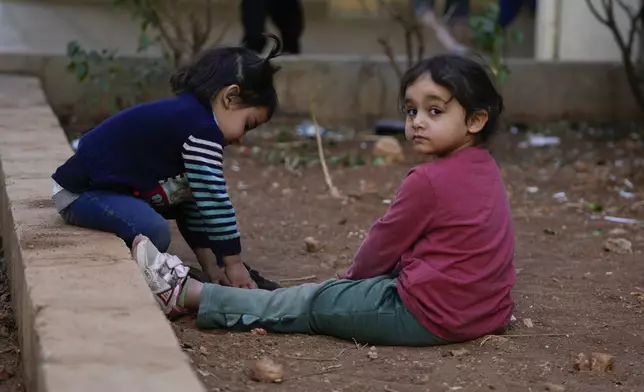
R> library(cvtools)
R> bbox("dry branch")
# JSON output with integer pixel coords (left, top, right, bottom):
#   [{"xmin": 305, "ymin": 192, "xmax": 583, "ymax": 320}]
[
  {"xmin": 585, "ymin": 0, "xmax": 644, "ymax": 116},
  {"xmin": 309, "ymin": 94, "xmax": 342, "ymax": 199}
]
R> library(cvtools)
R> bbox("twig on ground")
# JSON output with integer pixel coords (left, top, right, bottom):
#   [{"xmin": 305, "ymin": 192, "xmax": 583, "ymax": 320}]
[
  {"xmin": 352, "ymin": 338, "xmax": 361, "ymax": 349},
  {"xmin": 501, "ymin": 333, "xmax": 571, "ymax": 337},
  {"xmin": 279, "ymin": 275, "xmax": 317, "ymax": 283},
  {"xmin": 310, "ymin": 95, "xmax": 342, "ymax": 199},
  {"xmin": 352, "ymin": 338, "xmax": 368, "ymax": 350},
  {"xmin": 513, "ymin": 290, "xmax": 584, "ymax": 296},
  {"xmin": 481, "ymin": 333, "xmax": 570, "ymax": 347},
  {"xmin": 384, "ymin": 386, "xmax": 401, "ymax": 392},
  {"xmin": 283, "ymin": 355, "xmax": 339, "ymax": 362},
  {"xmin": 284, "ymin": 156, "xmax": 303, "ymax": 177},
  {"xmin": 281, "ymin": 364, "xmax": 347, "ymax": 381}
]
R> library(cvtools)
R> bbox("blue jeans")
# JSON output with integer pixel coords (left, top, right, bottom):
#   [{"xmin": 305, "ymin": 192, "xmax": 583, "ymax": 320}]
[{"xmin": 60, "ymin": 191, "xmax": 207, "ymax": 254}]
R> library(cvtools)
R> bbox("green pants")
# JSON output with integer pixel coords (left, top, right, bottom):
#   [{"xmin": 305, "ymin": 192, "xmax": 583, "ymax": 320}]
[{"xmin": 196, "ymin": 275, "xmax": 449, "ymax": 346}]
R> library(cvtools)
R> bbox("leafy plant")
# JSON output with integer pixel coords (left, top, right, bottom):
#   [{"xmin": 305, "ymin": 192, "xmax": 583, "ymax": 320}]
[
  {"xmin": 66, "ymin": 40, "xmax": 167, "ymax": 114},
  {"xmin": 468, "ymin": 3, "xmax": 524, "ymax": 84},
  {"xmin": 66, "ymin": 0, "xmax": 229, "ymax": 114}
]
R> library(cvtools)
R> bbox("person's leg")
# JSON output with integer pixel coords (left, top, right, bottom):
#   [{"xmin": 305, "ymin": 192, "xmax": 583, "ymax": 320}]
[
  {"xmin": 267, "ymin": 0, "xmax": 304, "ymax": 54},
  {"xmin": 443, "ymin": 0, "xmax": 471, "ymax": 46},
  {"xmin": 498, "ymin": 0, "xmax": 523, "ymax": 29},
  {"xmin": 240, "ymin": 0, "xmax": 269, "ymax": 52},
  {"xmin": 61, "ymin": 191, "xmax": 171, "ymax": 251},
  {"xmin": 414, "ymin": 0, "xmax": 435, "ymax": 13},
  {"xmin": 133, "ymin": 236, "xmax": 447, "ymax": 346},
  {"xmin": 198, "ymin": 277, "xmax": 445, "ymax": 346},
  {"xmin": 443, "ymin": 0, "xmax": 469, "ymax": 21}
]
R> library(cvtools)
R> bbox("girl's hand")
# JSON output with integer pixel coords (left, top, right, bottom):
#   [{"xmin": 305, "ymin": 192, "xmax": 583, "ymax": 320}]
[
  {"xmin": 224, "ymin": 260, "xmax": 258, "ymax": 289},
  {"xmin": 205, "ymin": 265, "xmax": 231, "ymax": 286},
  {"xmin": 194, "ymin": 248, "xmax": 232, "ymax": 285}
]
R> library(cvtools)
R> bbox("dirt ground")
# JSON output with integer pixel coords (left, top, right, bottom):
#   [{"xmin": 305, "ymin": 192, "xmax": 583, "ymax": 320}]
[
  {"xmin": 162, "ymin": 124, "xmax": 644, "ymax": 392},
  {"xmin": 0, "ymin": 248, "xmax": 25, "ymax": 392}
]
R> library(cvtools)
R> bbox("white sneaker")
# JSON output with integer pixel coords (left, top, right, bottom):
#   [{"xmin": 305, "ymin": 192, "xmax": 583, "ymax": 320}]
[{"xmin": 133, "ymin": 236, "xmax": 190, "ymax": 320}]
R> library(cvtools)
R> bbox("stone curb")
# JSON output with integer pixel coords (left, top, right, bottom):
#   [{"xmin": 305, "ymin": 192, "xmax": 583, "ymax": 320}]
[{"xmin": 0, "ymin": 75, "xmax": 204, "ymax": 392}]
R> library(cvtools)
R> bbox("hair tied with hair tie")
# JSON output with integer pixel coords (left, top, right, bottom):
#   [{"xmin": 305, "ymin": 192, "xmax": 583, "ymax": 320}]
[{"xmin": 263, "ymin": 33, "xmax": 283, "ymax": 61}]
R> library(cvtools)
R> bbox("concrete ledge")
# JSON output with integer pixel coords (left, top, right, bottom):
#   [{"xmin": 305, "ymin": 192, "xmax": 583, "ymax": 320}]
[
  {"xmin": 0, "ymin": 75, "xmax": 204, "ymax": 391},
  {"xmin": 0, "ymin": 53, "xmax": 639, "ymax": 127}
]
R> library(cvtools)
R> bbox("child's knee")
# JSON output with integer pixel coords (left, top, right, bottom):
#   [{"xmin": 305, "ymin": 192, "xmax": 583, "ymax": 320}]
[{"xmin": 140, "ymin": 220, "xmax": 171, "ymax": 252}]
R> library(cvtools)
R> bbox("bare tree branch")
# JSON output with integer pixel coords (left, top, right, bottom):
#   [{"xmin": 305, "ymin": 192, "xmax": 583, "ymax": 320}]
[
  {"xmin": 377, "ymin": 37, "xmax": 403, "ymax": 78},
  {"xmin": 586, "ymin": 0, "xmax": 611, "ymax": 25},
  {"xmin": 586, "ymin": 0, "xmax": 644, "ymax": 117}
]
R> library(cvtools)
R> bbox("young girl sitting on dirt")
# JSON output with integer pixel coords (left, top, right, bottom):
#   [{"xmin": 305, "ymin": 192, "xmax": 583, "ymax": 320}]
[
  {"xmin": 51, "ymin": 35, "xmax": 285, "ymax": 290},
  {"xmin": 131, "ymin": 54, "xmax": 516, "ymax": 346}
]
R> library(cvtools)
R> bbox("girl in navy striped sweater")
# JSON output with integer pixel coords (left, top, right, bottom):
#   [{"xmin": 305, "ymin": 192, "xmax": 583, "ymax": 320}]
[{"xmin": 52, "ymin": 35, "xmax": 283, "ymax": 290}]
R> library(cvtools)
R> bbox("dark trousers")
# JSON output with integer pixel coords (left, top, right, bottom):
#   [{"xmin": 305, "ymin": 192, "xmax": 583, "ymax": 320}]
[
  {"xmin": 241, "ymin": 0, "xmax": 304, "ymax": 54},
  {"xmin": 499, "ymin": 0, "xmax": 536, "ymax": 28}
]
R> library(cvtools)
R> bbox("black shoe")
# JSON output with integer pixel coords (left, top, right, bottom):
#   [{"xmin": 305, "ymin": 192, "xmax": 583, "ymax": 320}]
[
  {"xmin": 244, "ymin": 263, "xmax": 281, "ymax": 290},
  {"xmin": 187, "ymin": 263, "xmax": 281, "ymax": 291}
]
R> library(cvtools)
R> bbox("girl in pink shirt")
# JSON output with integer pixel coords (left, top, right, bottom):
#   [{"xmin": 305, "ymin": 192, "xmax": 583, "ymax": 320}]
[{"xmin": 131, "ymin": 54, "xmax": 515, "ymax": 346}]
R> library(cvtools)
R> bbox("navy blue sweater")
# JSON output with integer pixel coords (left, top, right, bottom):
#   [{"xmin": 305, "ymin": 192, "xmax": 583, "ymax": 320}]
[{"xmin": 52, "ymin": 93, "xmax": 241, "ymax": 256}]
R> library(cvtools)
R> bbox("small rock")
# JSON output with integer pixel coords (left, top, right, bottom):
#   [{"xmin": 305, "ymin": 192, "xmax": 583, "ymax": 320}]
[
  {"xmin": 367, "ymin": 346, "xmax": 378, "ymax": 360},
  {"xmin": 251, "ymin": 328, "xmax": 267, "ymax": 336},
  {"xmin": 574, "ymin": 353, "xmax": 590, "ymax": 371},
  {"xmin": 523, "ymin": 318, "xmax": 534, "ymax": 328},
  {"xmin": 304, "ymin": 237, "xmax": 322, "ymax": 253},
  {"xmin": 603, "ymin": 238, "xmax": 633, "ymax": 254},
  {"xmin": 449, "ymin": 348, "xmax": 471, "ymax": 357},
  {"xmin": 372, "ymin": 136, "xmax": 404, "ymax": 165},
  {"xmin": 591, "ymin": 352, "xmax": 615, "ymax": 373},
  {"xmin": 608, "ymin": 228, "xmax": 628, "ymax": 236},
  {"xmin": 199, "ymin": 346, "xmax": 210, "ymax": 356},
  {"xmin": 631, "ymin": 292, "xmax": 644, "ymax": 304},
  {"xmin": 573, "ymin": 160, "xmax": 589, "ymax": 172},
  {"xmin": 251, "ymin": 357, "xmax": 284, "ymax": 383},
  {"xmin": 544, "ymin": 382, "xmax": 566, "ymax": 391}
]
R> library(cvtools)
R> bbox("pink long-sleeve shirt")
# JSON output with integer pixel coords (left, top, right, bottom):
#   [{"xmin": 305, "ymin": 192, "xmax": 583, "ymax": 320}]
[{"xmin": 346, "ymin": 146, "xmax": 515, "ymax": 341}]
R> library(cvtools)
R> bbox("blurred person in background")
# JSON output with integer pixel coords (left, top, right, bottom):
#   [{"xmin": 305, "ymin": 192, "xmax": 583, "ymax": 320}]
[
  {"xmin": 498, "ymin": 0, "xmax": 536, "ymax": 29},
  {"xmin": 414, "ymin": 0, "xmax": 471, "ymax": 53},
  {"xmin": 241, "ymin": 0, "xmax": 304, "ymax": 54}
]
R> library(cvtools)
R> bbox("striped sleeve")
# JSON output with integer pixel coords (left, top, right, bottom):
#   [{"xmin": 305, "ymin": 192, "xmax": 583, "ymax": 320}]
[{"xmin": 181, "ymin": 134, "xmax": 241, "ymax": 256}]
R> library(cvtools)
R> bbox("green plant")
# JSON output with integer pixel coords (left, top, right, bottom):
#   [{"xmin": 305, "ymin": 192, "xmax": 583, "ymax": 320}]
[
  {"xmin": 66, "ymin": 40, "xmax": 167, "ymax": 114},
  {"xmin": 468, "ymin": 3, "xmax": 524, "ymax": 84},
  {"xmin": 66, "ymin": 41, "xmax": 125, "ymax": 114},
  {"xmin": 66, "ymin": 0, "xmax": 229, "ymax": 114}
]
